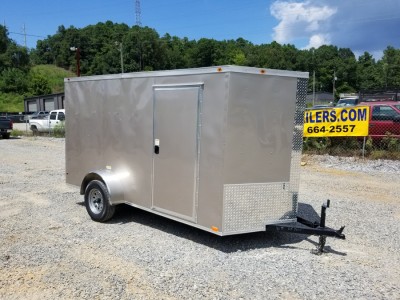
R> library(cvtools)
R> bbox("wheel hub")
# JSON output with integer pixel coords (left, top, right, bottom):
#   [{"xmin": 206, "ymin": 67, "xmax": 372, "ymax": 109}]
[{"xmin": 88, "ymin": 188, "xmax": 103, "ymax": 214}]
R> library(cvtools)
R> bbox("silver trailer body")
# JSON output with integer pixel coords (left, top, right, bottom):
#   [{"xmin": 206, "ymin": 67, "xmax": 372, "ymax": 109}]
[{"xmin": 65, "ymin": 66, "xmax": 308, "ymax": 235}]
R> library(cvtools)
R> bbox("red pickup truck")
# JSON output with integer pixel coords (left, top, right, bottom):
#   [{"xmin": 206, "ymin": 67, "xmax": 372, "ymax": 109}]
[
  {"xmin": 358, "ymin": 101, "xmax": 400, "ymax": 139},
  {"xmin": 0, "ymin": 116, "xmax": 13, "ymax": 139}
]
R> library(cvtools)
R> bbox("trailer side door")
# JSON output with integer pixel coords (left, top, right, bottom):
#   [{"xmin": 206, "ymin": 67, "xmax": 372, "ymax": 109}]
[{"xmin": 152, "ymin": 84, "xmax": 203, "ymax": 222}]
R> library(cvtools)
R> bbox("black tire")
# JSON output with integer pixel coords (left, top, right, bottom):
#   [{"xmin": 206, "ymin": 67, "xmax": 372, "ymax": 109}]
[
  {"xmin": 2, "ymin": 133, "xmax": 10, "ymax": 139},
  {"xmin": 84, "ymin": 180, "xmax": 116, "ymax": 222}
]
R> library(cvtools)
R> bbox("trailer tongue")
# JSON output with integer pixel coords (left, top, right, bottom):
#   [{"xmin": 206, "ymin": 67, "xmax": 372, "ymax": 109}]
[{"xmin": 266, "ymin": 200, "xmax": 345, "ymax": 254}]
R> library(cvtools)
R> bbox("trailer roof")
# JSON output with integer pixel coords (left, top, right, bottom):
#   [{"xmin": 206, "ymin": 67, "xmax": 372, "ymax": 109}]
[{"xmin": 64, "ymin": 65, "xmax": 309, "ymax": 83}]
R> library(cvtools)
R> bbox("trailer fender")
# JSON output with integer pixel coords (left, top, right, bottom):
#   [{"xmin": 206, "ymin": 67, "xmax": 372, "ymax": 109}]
[{"xmin": 80, "ymin": 170, "xmax": 126, "ymax": 205}]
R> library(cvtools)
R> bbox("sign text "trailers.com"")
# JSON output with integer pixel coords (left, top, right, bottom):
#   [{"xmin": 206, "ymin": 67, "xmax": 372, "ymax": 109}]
[{"xmin": 303, "ymin": 106, "xmax": 370, "ymax": 137}]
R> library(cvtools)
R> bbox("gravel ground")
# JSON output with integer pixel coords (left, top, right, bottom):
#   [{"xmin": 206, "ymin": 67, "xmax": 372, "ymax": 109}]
[{"xmin": 1, "ymin": 136, "xmax": 399, "ymax": 299}]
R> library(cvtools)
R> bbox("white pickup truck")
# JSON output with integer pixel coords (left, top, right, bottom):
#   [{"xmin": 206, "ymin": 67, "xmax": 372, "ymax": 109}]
[{"xmin": 29, "ymin": 109, "xmax": 65, "ymax": 133}]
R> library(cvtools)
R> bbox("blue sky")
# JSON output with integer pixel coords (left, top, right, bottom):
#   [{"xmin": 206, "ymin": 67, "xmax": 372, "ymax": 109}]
[{"xmin": 2, "ymin": 0, "xmax": 400, "ymax": 58}]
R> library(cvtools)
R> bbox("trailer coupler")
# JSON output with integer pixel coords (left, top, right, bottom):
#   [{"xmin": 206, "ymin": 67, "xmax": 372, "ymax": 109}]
[{"xmin": 265, "ymin": 200, "xmax": 345, "ymax": 255}]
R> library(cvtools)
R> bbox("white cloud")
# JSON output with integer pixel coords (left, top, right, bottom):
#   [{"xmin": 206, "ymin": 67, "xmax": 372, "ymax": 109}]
[
  {"xmin": 270, "ymin": 0, "xmax": 400, "ymax": 55},
  {"xmin": 270, "ymin": 1, "xmax": 337, "ymax": 45},
  {"xmin": 304, "ymin": 34, "xmax": 330, "ymax": 49}
]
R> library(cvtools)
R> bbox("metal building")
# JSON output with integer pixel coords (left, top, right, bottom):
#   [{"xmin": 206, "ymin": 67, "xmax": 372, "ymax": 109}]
[{"xmin": 24, "ymin": 93, "xmax": 65, "ymax": 113}]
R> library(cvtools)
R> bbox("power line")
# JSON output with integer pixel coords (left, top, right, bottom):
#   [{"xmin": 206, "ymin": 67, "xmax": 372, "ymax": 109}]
[{"xmin": 8, "ymin": 31, "xmax": 45, "ymax": 38}]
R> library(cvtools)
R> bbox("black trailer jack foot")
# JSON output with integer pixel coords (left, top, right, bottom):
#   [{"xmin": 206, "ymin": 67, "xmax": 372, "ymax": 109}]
[{"xmin": 265, "ymin": 200, "xmax": 345, "ymax": 255}]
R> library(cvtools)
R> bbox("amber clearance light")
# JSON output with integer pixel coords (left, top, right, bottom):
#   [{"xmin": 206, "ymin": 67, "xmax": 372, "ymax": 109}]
[{"xmin": 211, "ymin": 226, "xmax": 219, "ymax": 232}]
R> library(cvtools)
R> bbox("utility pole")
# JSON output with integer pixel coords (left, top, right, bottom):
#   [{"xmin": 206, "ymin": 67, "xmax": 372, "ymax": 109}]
[
  {"xmin": 70, "ymin": 47, "xmax": 81, "ymax": 77},
  {"xmin": 332, "ymin": 70, "xmax": 337, "ymax": 101},
  {"xmin": 312, "ymin": 49, "xmax": 316, "ymax": 106},
  {"xmin": 312, "ymin": 71, "xmax": 316, "ymax": 107},
  {"xmin": 135, "ymin": 0, "xmax": 142, "ymax": 70},
  {"xmin": 22, "ymin": 23, "xmax": 27, "ymax": 48},
  {"xmin": 116, "ymin": 42, "xmax": 124, "ymax": 74},
  {"xmin": 135, "ymin": 0, "xmax": 142, "ymax": 26},
  {"xmin": 120, "ymin": 43, "xmax": 124, "ymax": 74}
]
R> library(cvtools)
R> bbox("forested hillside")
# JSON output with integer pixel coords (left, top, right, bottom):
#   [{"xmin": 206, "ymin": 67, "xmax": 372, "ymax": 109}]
[{"xmin": 1, "ymin": 21, "xmax": 400, "ymax": 111}]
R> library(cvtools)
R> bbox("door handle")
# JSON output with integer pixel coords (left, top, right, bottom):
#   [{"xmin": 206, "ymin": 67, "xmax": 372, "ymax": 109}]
[{"xmin": 154, "ymin": 139, "xmax": 160, "ymax": 155}]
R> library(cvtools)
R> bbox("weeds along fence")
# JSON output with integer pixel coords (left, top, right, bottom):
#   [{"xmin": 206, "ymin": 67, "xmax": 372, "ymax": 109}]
[
  {"xmin": 11, "ymin": 122, "xmax": 65, "ymax": 138},
  {"xmin": 302, "ymin": 136, "xmax": 400, "ymax": 160}
]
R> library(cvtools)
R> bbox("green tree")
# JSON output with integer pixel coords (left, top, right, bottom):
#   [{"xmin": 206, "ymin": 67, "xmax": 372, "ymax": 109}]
[
  {"xmin": 232, "ymin": 51, "xmax": 246, "ymax": 65},
  {"xmin": 26, "ymin": 21, "xmax": 400, "ymax": 96},
  {"xmin": 189, "ymin": 38, "xmax": 223, "ymax": 67},
  {"xmin": 28, "ymin": 73, "xmax": 51, "ymax": 95},
  {"xmin": 381, "ymin": 46, "xmax": 400, "ymax": 88},
  {"xmin": 83, "ymin": 21, "xmax": 130, "ymax": 75},
  {"xmin": 30, "ymin": 40, "xmax": 54, "ymax": 65},
  {"xmin": 336, "ymin": 48, "xmax": 357, "ymax": 92},
  {"xmin": 0, "ymin": 68, "xmax": 28, "ymax": 93},
  {"xmin": 248, "ymin": 41, "xmax": 296, "ymax": 70},
  {"xmin": 0, "ymin": 25, "xmax": 29, "ymax": 72},
  {"xmin": 161, "ymin": 34, "xmax": 193, "ymax": 69},
  {"xmin": 356, "ymin": 52, "xmax": 382, "ymax": 89},
  {"xmin": 312, "ymin": 45, "xmax": 357, "ymax": 96},
  {"xmin": 0, "ymin": 25, "xmax": 10, "ymax": 70},
  {"xmin": 212, "ymin": 39, "xmax": 250, "ymax": 66}
]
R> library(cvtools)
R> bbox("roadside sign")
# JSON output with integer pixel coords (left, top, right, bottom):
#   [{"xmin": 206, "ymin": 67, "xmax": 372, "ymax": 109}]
[{"xmin": 303, "ymin": 106, "xmax": 370, "ymax": 137}]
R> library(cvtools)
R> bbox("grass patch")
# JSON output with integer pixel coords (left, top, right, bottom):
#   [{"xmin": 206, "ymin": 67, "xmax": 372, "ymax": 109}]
[
  {"xmin": 0, "ymin": 92, "xmax": 24, "ymax": 111},
  {"xmin": 30, "ymin": 65, "xmax": 75, "ymax": 94},
  {"xmin": 10, "ymin": 129, "xmax": 24, "ymax": 137},
  {"xmin": 51, "ymin": 123, "xmax": 65, "ymax": 138}
]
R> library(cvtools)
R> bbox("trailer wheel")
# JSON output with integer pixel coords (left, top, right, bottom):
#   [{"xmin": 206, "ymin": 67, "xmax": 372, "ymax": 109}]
[
  {"xmin": 84, "ymin": 180, "xmax": 115, "ymax": 222},
  {"xmin": 2, "ymin": 133, "xmax": 10, "ymax": 139}
]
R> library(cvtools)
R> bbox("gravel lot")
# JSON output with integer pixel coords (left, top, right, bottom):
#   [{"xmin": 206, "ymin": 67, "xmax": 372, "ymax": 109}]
[{"xmin": 1, "ymin": 136, "xmax": 399, "ymax": 299}]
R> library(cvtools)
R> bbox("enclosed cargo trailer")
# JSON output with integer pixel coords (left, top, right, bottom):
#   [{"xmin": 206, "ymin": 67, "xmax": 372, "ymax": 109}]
[{"xmin": 65, "ymin": 66, "xmax": 344, "ymax": 247}]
